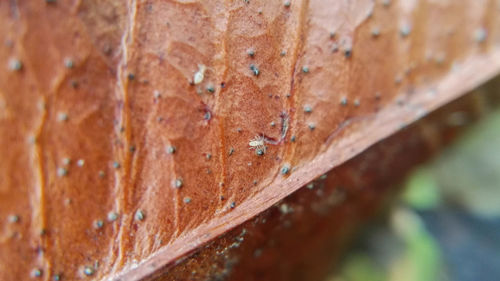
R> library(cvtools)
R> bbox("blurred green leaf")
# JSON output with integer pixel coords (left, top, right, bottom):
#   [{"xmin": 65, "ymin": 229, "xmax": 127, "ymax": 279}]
[{"xmin": 403, "ymin": 168, "xmax": 440, "ymax": 210}]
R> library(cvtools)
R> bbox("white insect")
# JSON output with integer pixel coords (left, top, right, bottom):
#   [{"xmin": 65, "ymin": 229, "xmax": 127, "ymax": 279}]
[
  {"xmin": 249, "ymin": 135, "xmax": 267, "ymax": 154},
  {"xmin": 193, "ymin": 64, "xmax": 207, "ymax": 85}
]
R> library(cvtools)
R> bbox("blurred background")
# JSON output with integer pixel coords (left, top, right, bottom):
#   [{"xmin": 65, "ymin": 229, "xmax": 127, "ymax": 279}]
[{"xmin": 329, "ymin": 84, "xmax": 500, "ymax": 281}]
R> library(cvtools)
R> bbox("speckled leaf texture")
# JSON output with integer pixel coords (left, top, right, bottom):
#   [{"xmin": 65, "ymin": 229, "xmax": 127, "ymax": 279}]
[{"xmin": 0, "ymin": 0, "xmax": 499, "ymax": 280}]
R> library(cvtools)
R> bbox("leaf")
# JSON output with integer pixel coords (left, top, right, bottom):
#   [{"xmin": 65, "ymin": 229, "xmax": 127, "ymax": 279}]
[{"xmin": 0, "ymin": 0, "xmax": 499, "ymax": 280}]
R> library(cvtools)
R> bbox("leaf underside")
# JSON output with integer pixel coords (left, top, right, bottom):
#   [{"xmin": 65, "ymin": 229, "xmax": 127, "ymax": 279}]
[{"xmin": 0, "ymin": 0, "xmax": 499, "ymax": 280}]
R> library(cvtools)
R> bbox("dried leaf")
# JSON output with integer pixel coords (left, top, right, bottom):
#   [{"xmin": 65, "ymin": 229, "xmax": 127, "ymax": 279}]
[{"xmin": 0, "ymin": 1, "xmax": 499, "ymax": 280}]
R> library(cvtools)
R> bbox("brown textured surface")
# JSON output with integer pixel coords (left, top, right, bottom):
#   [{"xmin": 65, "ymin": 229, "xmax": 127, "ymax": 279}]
[
  {"xmin": 0, "ymin": 1, "xmax": 499, "ymax": 280},
  {"xmin": 148, "ymin": 84, "xmax": 498, "ymax": 281}
]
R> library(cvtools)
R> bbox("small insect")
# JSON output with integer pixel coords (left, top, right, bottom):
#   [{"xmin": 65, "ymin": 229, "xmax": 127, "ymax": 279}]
[
  {"xmin": 57, "ymin": 112, "xmax": 69, "ymax": 122},
  {"xmin": 8, "ymin": 214, "xmax": 19, "ymax": 223},
  {"xmin": 64, "ymin": 57, "xmax": 74, "ymax": 69},
  {"xmin": 204, "ymin": 111, "xmax": 211, "ymax": 120},
  {"xmin": 193, "ymin": 64, "xmax": 207, "ymax": 85},
  {"xmin": 135, "ymin": 209, "xmax": 145, "ymax": 221},
  {"xmin": 31, "ymin": 268, "xmax": 43, "ymax": 278},
  {"xmin": 474, "ymin": 27, "xmax": 487, "ymax": 43},
  {"xmin": 247, "ymin": 48, "xmax": 255, "ymax": 57},
  {"xmin": 98, "ymin": 170, "xmax": 105, "ymax": 178},
  {"xmin": 400, "ymin": 23, "xmax": 412, "ymax": 37},
  {"xmin": 83, "ymin": 266, "xmax": 95, "ymax": 276},
  {"xmin": 344, "ymin": 47, "xmax": 352, "ymax": 58},
  {"xmin": 62, "ymin": 157, "xmax": 71, "ymax": 165},
  {"xmin": 57, "ymin": 167, "xmax": 68, "ymax": 177},
  {"xmin": 8, "ymin": 58, "xmax": 22, "ymax": 71},
  {"xmin": 93, "ymin": 219, "xmax": 104, "ymax": 229},
  {"xmin": 250, "ymin": 64, "xmax": 260, "ymax": 76},
  {"xmin": 340, "ymin": 96, "xmax": 348, "ymax": 106},
  {"xmin": 249, "ymin": 135, "xmax": 267, "ymax": 155},
  {"xmin": 172, "ymin": 178, "xmax": 183, "ymax": 189},
  {"xmin": 107, "ymin": 211, "xmax": 118, "ymax": 222},
  {"xmin": 206, "ymin": 84, "xmax": 215, "ymax": 93},
  {"xmin": 153, "ymin": 90, "xmax": 161, "ymax": 99},
  {"xmin": 166, "ymin": 146, "xmax": 176, "ymax": 154},
  {"xmin": 280, "ymin": 164, "xmax": 291, "ymax": 175}
]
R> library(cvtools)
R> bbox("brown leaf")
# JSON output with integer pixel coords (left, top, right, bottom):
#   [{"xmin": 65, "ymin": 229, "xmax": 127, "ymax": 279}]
[{"xmin": 0, "ymin": 0, "xmax": 499, "ymax": 280}]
